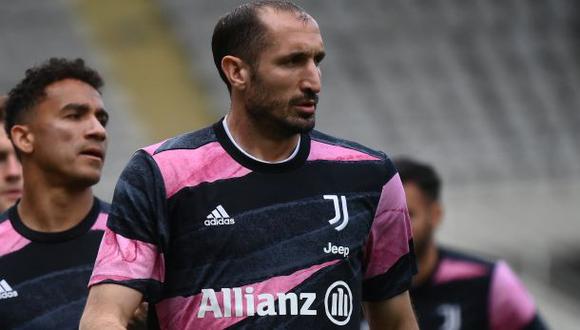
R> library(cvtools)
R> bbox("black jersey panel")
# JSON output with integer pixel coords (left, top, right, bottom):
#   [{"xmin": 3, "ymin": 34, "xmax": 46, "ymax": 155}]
[
  {"xmin": 154, "ymin": 126, "xmax": 217, "ymax": 154},
  {"xmin": 0, "ymin": 231, "xmax": 103, "ymax": 285},
  {"xmin": 362, "ymin": 247, "xmax": 414, "ymax": 301},
  {"xmin": 107, "ymin": 150, "xmax": 169, "ymax": 249},
  {"xmin": 229, "ymin": 258, "xmax": 363, "ymax": 330},
  {"xmin": 162, "ymin": 191, "xmax": 375, "ymax": 296},
  {"xmin": 167, "ymin": 159, "xmax": 390, "ymax": 231}
]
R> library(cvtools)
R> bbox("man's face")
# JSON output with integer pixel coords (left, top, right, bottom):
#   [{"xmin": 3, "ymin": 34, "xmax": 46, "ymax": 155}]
[
  {"xmin": 25, "ymin": 79, "xmax": 108, "ymax": 188},
  {"xmin": 403, "ymin": 182, "xmax": 441, "ymax": 259},
  {"xmin": 0, "ymin": 126, "xmax": 22, "ymax": 212},
  {"xmin": 244, "ymin": 9, "xmax": 325, "ymax": 137}
]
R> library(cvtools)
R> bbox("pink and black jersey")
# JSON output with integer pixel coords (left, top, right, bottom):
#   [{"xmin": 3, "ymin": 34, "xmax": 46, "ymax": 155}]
[
  {"xmin": 90, "ymin": 119, "xmax": 416, "ymax": 329},
  {"xmin": 411, "ymin": 247, "xmax": 546, "ymax": 330},
  {"xmin": 0, "ymin": 198, "xmax": 108, "ymax": 329}
]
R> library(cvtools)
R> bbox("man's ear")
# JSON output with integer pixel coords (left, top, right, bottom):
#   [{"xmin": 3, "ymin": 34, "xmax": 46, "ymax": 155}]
[
  {"xmin": 10, "ymin": 125, "xmax": 34, "ymax": 155},
  {"xmin": 221, "ymin": 55, "xmax": 251, "ymax": 91}
]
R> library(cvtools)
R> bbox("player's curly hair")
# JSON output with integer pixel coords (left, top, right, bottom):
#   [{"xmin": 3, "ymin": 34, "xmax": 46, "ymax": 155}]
[
  {"xmin": 4, "ymin": 57, "xmax": 103, "ymax": 137},
  {"xmin": 0, "ymin": 95, "xmax": 7, "ymax": 122}
]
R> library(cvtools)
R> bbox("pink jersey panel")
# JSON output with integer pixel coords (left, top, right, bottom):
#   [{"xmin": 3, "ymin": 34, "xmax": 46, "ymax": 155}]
[
  {"xmin": 89, "ymin": 228, "xmax": 165, "ymax": 286},
  {"xmin": 143, "ymin": 141, "xmax": 167, "ymax": 156},
  {"xmin": 91, "ymin": 212, "xmax": 108, "ymax": 231},
  {"xmin": 0, "ymin": 220, "xmax": 31, "ymax": 257},
  {"xmin": 152, "ymin": 142, "xmax": 251, "ymax": 198},
  {"xmin": 308, "ymin": 140, "xmax": 381, "ymax": 162},
  {"xmin": 364, "ymin": 173, "xmax": 412, "ymax": 279},
  {"xmin": 489, "ymin": 261, "xmax": 536, "ymax": 330},
  {"xmin": 432, "ymin": 259, "xmax": 488, "ymax": 285},
  {"xmin": 156, "ymin": 259, "xmax": 340, "ymax": 329}
]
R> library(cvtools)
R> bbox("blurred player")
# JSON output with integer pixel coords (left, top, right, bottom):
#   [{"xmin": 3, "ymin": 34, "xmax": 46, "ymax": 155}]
[
  {"xmin": 81, "ymin": 1, "xmax": 417, "ymax": 329},
  {"xmin": 394, "ymin": 157, "xmax": 547, "ymax": 330},
  {"xmin": 0, "ymin": 58, "xmax": 110, "ymax": 329},
  {"xmin": 0, "ymin": 96, "xmax": 22, "ymax": 212}
]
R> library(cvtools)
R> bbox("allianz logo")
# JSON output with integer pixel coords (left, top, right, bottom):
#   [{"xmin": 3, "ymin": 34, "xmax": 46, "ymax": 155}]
[{"xmin": 198, "ymin": 281, "xmax": 353, "ymax": 326}]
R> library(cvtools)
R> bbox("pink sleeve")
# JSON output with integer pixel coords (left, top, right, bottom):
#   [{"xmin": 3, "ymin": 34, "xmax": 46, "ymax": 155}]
[
  {"xmin": 89, "ymin": 227, "xmax": 165, "ymax": 286},
  {"xmin": 364, "ymin": 173, "xmax": 414, "ymax": 280},
  {"xmin": 489, "ymin": 261, "xmax": 537, "ymax": 330}
]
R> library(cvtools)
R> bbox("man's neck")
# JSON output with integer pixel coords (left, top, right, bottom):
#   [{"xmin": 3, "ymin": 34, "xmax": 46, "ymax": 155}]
[
  {"xmin": 412, "ymin": 243, "xmax": 439, "ymax": 287},
  {"xmin": 18, "ymin": 177, "xmax": 95, "ymax": 233},
  {"xmin": 225, "ymin": 112, "xmax": 301, "ymax": 163}
]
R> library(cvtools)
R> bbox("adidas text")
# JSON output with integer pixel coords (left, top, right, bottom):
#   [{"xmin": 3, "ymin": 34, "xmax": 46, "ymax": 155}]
[
  {"xmin": 204, "ymin": 218, "xmax": 235, "ymax": 226},
  {"xmin": 0, "ymin": 291, "xmax": 18, "ymax": 300},
  {"xmin": 205, "ymin": 205, "xmax": 235, "ymax": 226}
]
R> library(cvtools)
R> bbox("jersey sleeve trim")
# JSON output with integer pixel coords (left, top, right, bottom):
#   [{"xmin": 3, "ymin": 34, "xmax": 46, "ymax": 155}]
[
  {"xmin": 489, "ymin": 261, "xmax": 537, "ymax": 330},
  {"xmin": 364, "ymin": 173, "xmax": 413, "ymax": 279},
  {"xmin": 0, "ymin": 216, "xmax": 30, "ymax": 257},
  {"xmin": 89, "ymin": 229, "xmax": 165, "ymax": 286}
]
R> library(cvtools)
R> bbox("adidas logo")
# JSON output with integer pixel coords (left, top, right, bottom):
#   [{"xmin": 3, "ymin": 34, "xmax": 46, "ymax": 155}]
[
  {"xmin": 0, "ymin": 279, "xmax": 18, "ymax": 300},
  {"xmin": 205, "ymin": 205, "xmax": 235, "ymax": 226}
]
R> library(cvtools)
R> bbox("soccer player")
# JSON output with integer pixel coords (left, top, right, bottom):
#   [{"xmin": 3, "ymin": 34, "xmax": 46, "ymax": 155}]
[
  {"xmin": 81, "ymin": 1, "xmax": 418, "ymax": 329},
  {"xmin": 394, "ymin": 157, "xmax": 547, "ymax": 330},
  {"xmin": 0, "ymin": 58, "xmax": 110, "ymax": 329},
  {"xmin": 0, "ymin": 96, "xmax": 22, "ymax": 212}
]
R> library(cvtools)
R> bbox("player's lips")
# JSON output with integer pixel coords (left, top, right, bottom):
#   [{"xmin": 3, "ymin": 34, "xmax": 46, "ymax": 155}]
[
  {"xmin": 80, "ymin": 147, "xmax": 105, "ymax": 161},
  {"xmin": 1, "ymin": 189, "xmax": 22, "ymax": 200},
  {"xmin": 293, "ymin": 99, "xmax": 317, "ymax": 114}
]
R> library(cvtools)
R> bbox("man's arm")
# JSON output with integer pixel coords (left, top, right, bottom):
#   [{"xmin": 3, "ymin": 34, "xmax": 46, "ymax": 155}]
[
  {"xmin": 80, "ymin": 283, "xmax": 144, "ymax": 330},
  {"xmin": 363, "ymin": 291, "xmax": 418, "ymax": 330}
]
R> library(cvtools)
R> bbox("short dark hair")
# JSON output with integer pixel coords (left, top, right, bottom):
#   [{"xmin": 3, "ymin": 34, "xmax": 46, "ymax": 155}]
[
  {"xmin": 0, "ymin": 95, "xmax": 7, "ymax": 122},
  {"xmin": 4, "ymin": 57, "xmax": 104, "ymax": 137},
  {"xmin": 393, "ymin": 157, "xmax": 441, "ymax": 202},
  {"xmin": 211, "ymin": 0, "xmax": 310, "ymax": 92}
]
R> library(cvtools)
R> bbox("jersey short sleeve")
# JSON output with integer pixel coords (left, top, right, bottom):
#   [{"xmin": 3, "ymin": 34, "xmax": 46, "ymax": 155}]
[
  {"xmin": 489, "ymin": 261, "xmax": 547, "ymax": 330},
  {"xmin": 89, "ymin": 150, "xmax": 167, "ymax": 302},
  {"xmin": 362, "ymin": 161, "xmax": 416, "ymax": 301}
]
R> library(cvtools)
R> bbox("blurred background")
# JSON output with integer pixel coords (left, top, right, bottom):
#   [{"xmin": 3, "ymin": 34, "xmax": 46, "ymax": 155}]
[{"xmin": 1, "ymin": 0, "xmax": 578, "ymax": 327}]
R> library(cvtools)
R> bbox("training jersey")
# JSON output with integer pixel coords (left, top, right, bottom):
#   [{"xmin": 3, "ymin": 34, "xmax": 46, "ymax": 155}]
[
  {"xmin": 411, "ymin": 247, "xmax": 547, "ymax": 330},
  {"xmin": 90, "ymin": 119, "xmax": 416, "ymax": 329},
  {"xmin": 0, "ymin": 198, "xmax": 109, "ymax": 329}
]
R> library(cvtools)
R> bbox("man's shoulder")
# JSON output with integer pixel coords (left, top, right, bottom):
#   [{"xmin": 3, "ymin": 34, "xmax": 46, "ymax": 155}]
[
  {"xmin": 439, "ymin": 246, "xmax": 496, "ymax": 269},
  {"xmin": 142, "ymin": 124, "xmax": 217, "ymax": 156},
  {"xmin": 310, "ymin": 130, "xmax": 388, "ymax": 161}
]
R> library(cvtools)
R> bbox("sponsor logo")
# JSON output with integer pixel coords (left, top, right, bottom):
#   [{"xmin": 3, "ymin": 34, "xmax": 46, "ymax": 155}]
[
  {"xmin": 323, "ymin": 195, "xmax": 349, "ymax": 231},
  {"xmin": 324, "ymin": 281, "xmax": 353, "ymax": 326},
  {"xmin": 197, "ymin": 287, "xmax": 316, "ymax": 318},
  {"xmin": 205, "ymin": 205, "xmax": 235, "ymax": 226},
  {"xmin": 323, "ymin": 242, "xmax": 350, "ymax": 257},
  {"xmin": 0, "ymin": 279, "xmax": 18, "ymax": 300},
  {"xmin": 197, "ymin": 281, "xmax": 353, "ymax": 326},
  {"xmin": 437, "ymin": 304, "xmax": 461, "ymax": 330}
]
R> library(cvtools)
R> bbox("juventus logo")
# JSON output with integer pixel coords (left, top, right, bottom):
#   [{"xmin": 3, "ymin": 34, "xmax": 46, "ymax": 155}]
[
  {"xmin": 437, "ymin": 304, "xmax": 461, "ymax": 330},
  {"xmin": 324, "ymin": 195, "xmax": 349, "ymax": 231}
]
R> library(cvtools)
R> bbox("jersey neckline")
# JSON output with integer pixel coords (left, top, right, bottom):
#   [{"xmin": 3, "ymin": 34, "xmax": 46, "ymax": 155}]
[
  {"xmin": 8, "ymin": 197, "xmax": 102, "ymax": 243},
  {"xmin": 213, "ymin": 118, "xmax": 311, "ymax": 173}
]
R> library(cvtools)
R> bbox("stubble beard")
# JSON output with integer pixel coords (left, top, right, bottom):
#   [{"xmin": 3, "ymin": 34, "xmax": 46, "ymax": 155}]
[{"xmin": 245, "ymin": 73, "xmax": 316, "ymax": 140}]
